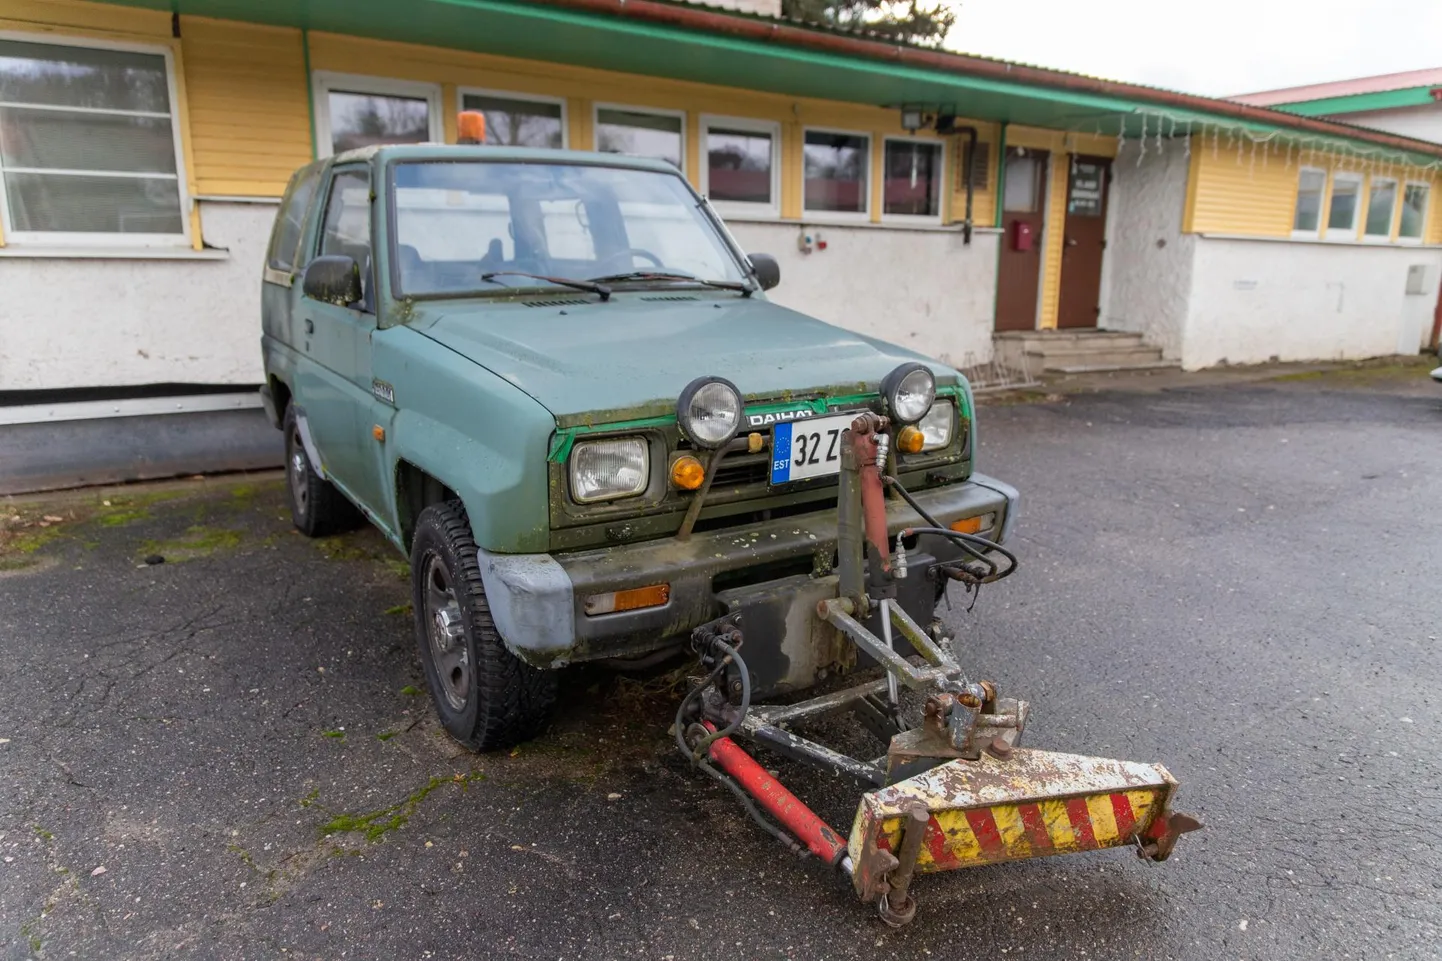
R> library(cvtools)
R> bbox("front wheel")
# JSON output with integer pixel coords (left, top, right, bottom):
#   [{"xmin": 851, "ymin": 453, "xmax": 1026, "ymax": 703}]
[{"xmin": 410, "ymin": 501, "xmax": 557, "ymax": 751}]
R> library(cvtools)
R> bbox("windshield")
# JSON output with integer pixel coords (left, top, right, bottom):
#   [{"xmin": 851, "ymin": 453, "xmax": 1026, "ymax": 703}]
[{"xmin": 389, "ymin": 161, "xmax": 747, "ymax": 297}]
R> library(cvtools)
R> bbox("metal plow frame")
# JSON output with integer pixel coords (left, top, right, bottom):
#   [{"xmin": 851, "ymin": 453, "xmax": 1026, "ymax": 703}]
[{"xmin": 676, "ymin": 412, "xmax": 1199, "ymax": 925}]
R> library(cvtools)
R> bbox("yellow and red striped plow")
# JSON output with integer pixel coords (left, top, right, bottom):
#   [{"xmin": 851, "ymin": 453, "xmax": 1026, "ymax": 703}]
[{"xmin": 849, "ymin": 748, "xmax": 1178, "ymax": 899}]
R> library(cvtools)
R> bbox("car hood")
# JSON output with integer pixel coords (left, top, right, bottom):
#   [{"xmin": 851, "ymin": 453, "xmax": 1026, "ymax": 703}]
[{"xmin": 411, "ymin": 296, "xmax": 955, "ymax": 424}]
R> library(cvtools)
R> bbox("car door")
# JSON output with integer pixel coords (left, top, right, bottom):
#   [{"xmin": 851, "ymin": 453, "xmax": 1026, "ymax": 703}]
[{"xmin": 292, "ymin": 164, "xmax": 388, "ymax": 519}]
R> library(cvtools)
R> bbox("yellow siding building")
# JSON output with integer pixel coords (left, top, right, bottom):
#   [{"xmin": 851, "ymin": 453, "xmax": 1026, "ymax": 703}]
[{"xmin": 3, "ymin": 0, "xmax": 1442, "ymax": 419}]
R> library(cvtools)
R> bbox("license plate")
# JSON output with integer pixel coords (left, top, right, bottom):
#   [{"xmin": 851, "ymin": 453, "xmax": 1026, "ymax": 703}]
[{"xmin": 770, "ymin": 412, "xmax": 857, "ymax": 485}]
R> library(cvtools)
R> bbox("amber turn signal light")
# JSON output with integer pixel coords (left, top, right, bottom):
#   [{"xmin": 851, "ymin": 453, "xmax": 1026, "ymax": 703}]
[
  {"xmin": 583, "ymin": 584, "xmax": 671, "ymax": 616},
  {"xmin": 671, "ymin": 454, "xmax": 706, "ymax": 490},
  {"xmin": 950, "ymin": 516, "xmax": 984, "ymax": 534},
  {"xmin": 896, "ymin": 425, "xmax": 925, "ymax": 455}
]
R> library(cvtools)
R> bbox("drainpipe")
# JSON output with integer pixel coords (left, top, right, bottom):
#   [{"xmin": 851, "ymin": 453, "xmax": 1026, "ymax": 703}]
[{"xmin": 956, "ymin": 125, "xmax": 977, "ymax": 245}]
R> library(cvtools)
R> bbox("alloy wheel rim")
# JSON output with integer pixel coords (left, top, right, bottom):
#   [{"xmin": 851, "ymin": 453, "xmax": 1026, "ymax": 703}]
[
  {"xmin": 288, "ymin": 428, "xmax": 309, "ymax": 515},
  {"xmin": 423, "ymin": 553, "xmax": 470, "ymax": 711}
]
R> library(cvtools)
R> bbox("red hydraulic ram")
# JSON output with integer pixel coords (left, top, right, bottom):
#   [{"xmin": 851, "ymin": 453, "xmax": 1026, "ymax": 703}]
[{"xmin": 703, "ymin": 723, "xmax": 848, "ymax": 865}]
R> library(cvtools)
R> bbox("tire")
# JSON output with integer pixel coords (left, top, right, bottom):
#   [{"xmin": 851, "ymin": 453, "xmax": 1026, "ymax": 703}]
[
  {"xmin": 410, "ymin": 500, "xmax": 557, "ymax": 751},
  {"xmin": 283, "ymin": 406, "xmax": 361, "ymax": 537}
]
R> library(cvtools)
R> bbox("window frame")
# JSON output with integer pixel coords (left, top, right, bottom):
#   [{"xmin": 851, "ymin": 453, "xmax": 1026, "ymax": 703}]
[
  {"xmin": 0, "ymin": 29, "xmax": 193, "ymax": 248},
  {"xmin": 1289, "ymin": 165, "xmax": 1327, "ymax": 240},
  {"xmin": 311, "ymin": 71, "xmax": 443, "ymax": 159},
  {"xmin": 591, "ymin": 102, "xmax": 687, "ymax": 169},
  {"xmin": 1362, "ymin": 175, "xmax": 1399, "ymax": 243},
  {"xmin": 1323, "ymin": 171, "xmax": 1363, "ymax": 242},
  {"xmin": 801, "ymin": 125, "xmax": 873, "ymax": 222},
  {"xmin": 1398, "ymin": 180, "xmax": 1430, "ymax": 245},
  {"xmin": 312, "ymin": 163, "xmax": 375, "ymax": 312},
  {"xmin": 880, "ymin": 134, "xmax": 947, "ymax": 225},
  {"xmin": 262, "ymin": 164, "xmax": 323, "ymax": 286},
  {"xmin": 456, "ymin": 87, "xmax": 568, "ymax": 149},
  {"xmin": 698, "ymin": 114, "xmax": 781, "ymax": 220}
]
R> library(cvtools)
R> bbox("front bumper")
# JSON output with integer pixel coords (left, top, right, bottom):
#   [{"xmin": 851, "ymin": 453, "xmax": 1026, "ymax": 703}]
[{"xmin": 477, "ymin": 473, "xmax": 1018, "ymax": 670}]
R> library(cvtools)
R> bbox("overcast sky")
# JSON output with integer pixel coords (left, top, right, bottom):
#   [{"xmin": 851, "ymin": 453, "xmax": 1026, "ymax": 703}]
[{"xmin": 945, "ymin": 0, "xmax": 1442, "ymax": 97}]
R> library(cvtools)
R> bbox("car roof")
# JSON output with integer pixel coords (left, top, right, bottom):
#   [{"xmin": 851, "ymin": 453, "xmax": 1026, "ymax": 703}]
[{"xmin": 328, "ymin": 143, "xmax": 685, "ymax": 176}]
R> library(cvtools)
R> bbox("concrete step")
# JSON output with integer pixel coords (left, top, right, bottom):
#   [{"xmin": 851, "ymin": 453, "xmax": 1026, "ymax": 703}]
[
  {"xmin": 1026, "ymin": 345, "xmax": 1166, "ymax": 371},
  {"xmin": 1046, "ymin": 359, "xmax": 1182, "ymax": 374},
  {"xmin": 995, "ymin": 329, "xmax": 1144, "ymax": 349}
]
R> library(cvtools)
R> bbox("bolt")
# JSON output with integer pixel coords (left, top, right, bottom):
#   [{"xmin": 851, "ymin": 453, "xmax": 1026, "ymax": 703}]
[{"xmin": 986, "ymin": 736, "xmax": 1014, "ymax": 760}]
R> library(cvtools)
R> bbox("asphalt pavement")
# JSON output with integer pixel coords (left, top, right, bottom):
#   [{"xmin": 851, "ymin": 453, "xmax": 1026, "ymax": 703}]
[{"xmin": 3, "ymin": 372, "xmax": 1441, "ymax": 960}]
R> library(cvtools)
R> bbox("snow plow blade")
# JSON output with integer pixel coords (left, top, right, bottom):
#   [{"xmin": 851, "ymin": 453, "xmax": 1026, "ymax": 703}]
[{"xmin": 848, "ymin": 747, "xmax": 1200, "ymax": 903}]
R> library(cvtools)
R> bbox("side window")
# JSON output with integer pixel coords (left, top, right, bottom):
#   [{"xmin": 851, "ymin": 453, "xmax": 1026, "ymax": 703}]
[
  {"xmin": 267, "ymin": 167, "xmax": 320, "ymax": 271},
  {"xmin": 318, "ymin": 167, "xmax": 373, "ymax": 307}
]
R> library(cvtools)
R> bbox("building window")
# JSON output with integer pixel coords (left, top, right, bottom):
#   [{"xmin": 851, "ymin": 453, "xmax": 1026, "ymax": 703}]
[
  {"xmin": 1399, "ymin": 182, "xmax": 1429, "ymax": 242},
  {"xmin": 1292, "ymin": 167, "xmax": 1326, "ymax": 235},
  {"xmin": 1003, "ymin": 150, "xmax": 1043, "ymax": 213},
  {"xmin": 313, "ymin": 73, "xmax": 441, "ymax": 157},
  {"xmin": 595, "ymin": 106, "xmax": 683, "ymax": 168},
  {"xmin": 0, "ymin": 35, "xmax": 188, "ymax": 244},
  {"xmin": 803, "ymin": 129, "xmax": 869, "ymax": 216},
  {"xmin": 882, "ymin": 138, "xmax": 943, "ymax": 219},
  {"xmin": 1325, "ymin": 173, "xmax": 1361, "ymax": 240},
  {"xmin": 459, "ymin": 91, "xmax": 565, "ymax": 148},
  {"xmin": 1364, "ymin": 177, "xmax": 1397, "ymax": 240},
  {"xmin": 701, "ymin": 116, "xmax": 779, "ymax": 216}
]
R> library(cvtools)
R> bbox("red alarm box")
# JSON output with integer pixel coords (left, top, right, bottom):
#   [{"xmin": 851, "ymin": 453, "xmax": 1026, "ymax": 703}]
[{"xmin": 1011, "ymin": 219, "xmax": 1033, "ymax": 252}]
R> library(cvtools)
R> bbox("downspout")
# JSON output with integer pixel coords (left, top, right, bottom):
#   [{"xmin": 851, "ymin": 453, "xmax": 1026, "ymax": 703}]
[
  {"xmin": 990, "ymin": 123, "xmax": 1008, "ymax": 334},
  {"xmin": 302, "ymin": 29, "xmax": 318, "ymax": 160},
  {"xmin": 957, "ymin": 125, "xmax": 977, "ymax": 245}
]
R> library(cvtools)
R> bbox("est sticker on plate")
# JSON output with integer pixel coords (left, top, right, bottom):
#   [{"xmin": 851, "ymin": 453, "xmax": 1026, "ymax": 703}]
[{"xmin": 770, "ymin": 412, "xmax": 857, "ymax": 485}]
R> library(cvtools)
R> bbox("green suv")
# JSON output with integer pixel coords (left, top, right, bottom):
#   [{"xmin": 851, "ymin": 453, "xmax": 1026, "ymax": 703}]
[{"xmin": 259, "ymin": 144, "xmax": 1017, "ymax": 752}]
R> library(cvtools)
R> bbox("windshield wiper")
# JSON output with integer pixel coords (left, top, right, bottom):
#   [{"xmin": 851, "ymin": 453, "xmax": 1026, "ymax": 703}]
[
  {"xmin": 479, "ymin": 271, "xmax": 611, "ymax": 302},
  {"xmin": 583, "ymin": 270, "xmax": 753, "ymax": 296}
]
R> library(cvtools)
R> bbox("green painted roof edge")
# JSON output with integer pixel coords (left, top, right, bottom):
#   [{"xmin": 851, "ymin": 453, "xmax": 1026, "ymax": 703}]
[{"xmin": 1267, "ymin": 85, "xmax": 1441, "ymax": 117}]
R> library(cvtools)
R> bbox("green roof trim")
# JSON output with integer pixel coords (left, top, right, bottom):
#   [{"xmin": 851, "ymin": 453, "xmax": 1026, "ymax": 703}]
[
  {"xmin": 103, "ymin": 0, "xmax": 1442, "ymax": 164},
  {"xmin": 1267, "ymin": 85, "xmax": 1441, "ymax": 118}
]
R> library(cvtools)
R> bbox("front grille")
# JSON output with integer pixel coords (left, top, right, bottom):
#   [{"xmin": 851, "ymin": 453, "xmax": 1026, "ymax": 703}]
[
  {"xmin": 711, "ymin": 452, "xmax": 770, "ymax": 489},
  {"xmin": 522, "ymin": 297, "xmax": 590, "ymax": 307},
  {"xmin": 639, "ymin": 294, "xmax": 701, "ymax": 301}
]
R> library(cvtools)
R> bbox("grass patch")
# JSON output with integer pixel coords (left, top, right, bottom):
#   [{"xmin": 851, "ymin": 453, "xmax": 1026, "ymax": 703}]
[
  {"xmin": 383, "ymin": 558, "xmax": 410, "ymax": 580},
  {"xmin": 318, "ymin": 773, "xmax": 485, "ymax": 842},
  {"xmin": 399, "ymin": 685, "xmax": 423, "ymax": 697},
  {"xmin": 97, "ymin": 508, "xmax": 150, "ymax": 527},
  {"xmin": 383, "ymin": 602, "xmax": 412, "ymax": 616},
  {"xmin": 0, "ymin": 556, "xmax": 42, "ymax": 573},
  {"xmin": 32, "ymin": 825, "xmax": 53, "ymax": 842},
  {"xmin": 314, "ymin": 536, "xmax": 372, "ymax": 561},
  {"xmin": 139, "ymin": 524, "xmax": 243, "ymax": 562},
  {"xmin": 322, "ymin": 729, "xmax": 346, "ymax": 740},
  {"xmin": 376, "ymin": 730, "xmax": 399, "ymax": 741},
  {"xmin": 299, "ymin": 787, "xmax": 320, "ymax": 808}
]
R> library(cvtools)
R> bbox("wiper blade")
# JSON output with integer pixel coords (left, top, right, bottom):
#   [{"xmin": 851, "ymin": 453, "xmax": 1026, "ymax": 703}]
[
  {"xmin": 479, "ymin": 271, "xmax": 611, "ymax": 301},
  {"xmin": 583, "ymin": 270, "xmax": 753, "ymax": 295}
]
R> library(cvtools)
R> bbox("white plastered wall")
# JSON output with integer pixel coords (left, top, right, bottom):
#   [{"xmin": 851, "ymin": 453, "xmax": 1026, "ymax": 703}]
[
  {"xmin": 1101, "ymin": 142, "xmax": 1442, "ymax": 369},
  {"xmin": 1183, "ymin": 240, "xmax": 1442, "ymax": 368},
  {"xmin": 1327, "ymin": 104, "xmax": 1442, "ymax": 146},
  {"xmin": 0, "ymin": 202, "xmax": 272, "ymax": 390},
  {"xmin": 726, "ymin": 221, "xmax": 1000, "ymax": 369},
  {"xmin": 1100, "ymin": 141, "xmax": 1195, "ymax": 361}
]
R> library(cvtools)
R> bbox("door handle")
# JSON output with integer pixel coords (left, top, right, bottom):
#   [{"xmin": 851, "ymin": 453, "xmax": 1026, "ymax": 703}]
[{"xmin": 304, "ymin": 318, "xmax": 314, "ymax": 334}]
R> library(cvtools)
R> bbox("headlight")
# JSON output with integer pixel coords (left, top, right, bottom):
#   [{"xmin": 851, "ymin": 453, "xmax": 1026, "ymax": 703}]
[
  {"xmin": 917, "ymin": 401, "xmax": 954, "ymax": 451},
  {"xmin": 881, "ymin": 363, "xmax": 935, "ymax": 424},
  {"xmin": 569, "ymin": 437, "xmax": 649, "ymax": 503},
  {"xmin": 676, "ymin": 376, "xmax": 742, "ymax": 449}
]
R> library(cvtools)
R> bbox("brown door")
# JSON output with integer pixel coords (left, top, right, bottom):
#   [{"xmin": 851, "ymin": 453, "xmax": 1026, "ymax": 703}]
[
  {"xmin": 1057, "ymin": 156, "xmax": 1110, "ymax": 329},
  {"xmin": 994, "ymin": 147, "xmax": 1048, "ymax": 331}
]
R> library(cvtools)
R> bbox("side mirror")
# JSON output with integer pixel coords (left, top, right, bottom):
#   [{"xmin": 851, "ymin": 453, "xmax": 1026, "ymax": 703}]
[
  {"xmin": 749, "ymin": 253, "xmax": 780, "ymax": 291},
  {"xmin": 302, "ymin": 255, "xmax": 363, "ymax": 307}
]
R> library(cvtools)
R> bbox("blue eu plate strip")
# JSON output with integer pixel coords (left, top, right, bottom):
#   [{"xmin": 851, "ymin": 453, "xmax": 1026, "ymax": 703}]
[{"xmin": 770, "ymin": 422, "xmax": 793, "ymax": 484}]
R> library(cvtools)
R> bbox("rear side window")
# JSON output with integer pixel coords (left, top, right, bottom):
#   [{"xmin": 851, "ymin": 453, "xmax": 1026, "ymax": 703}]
[{"xmin": 267, "ymin": 167, "xmax": 320, "ymax": 271}]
